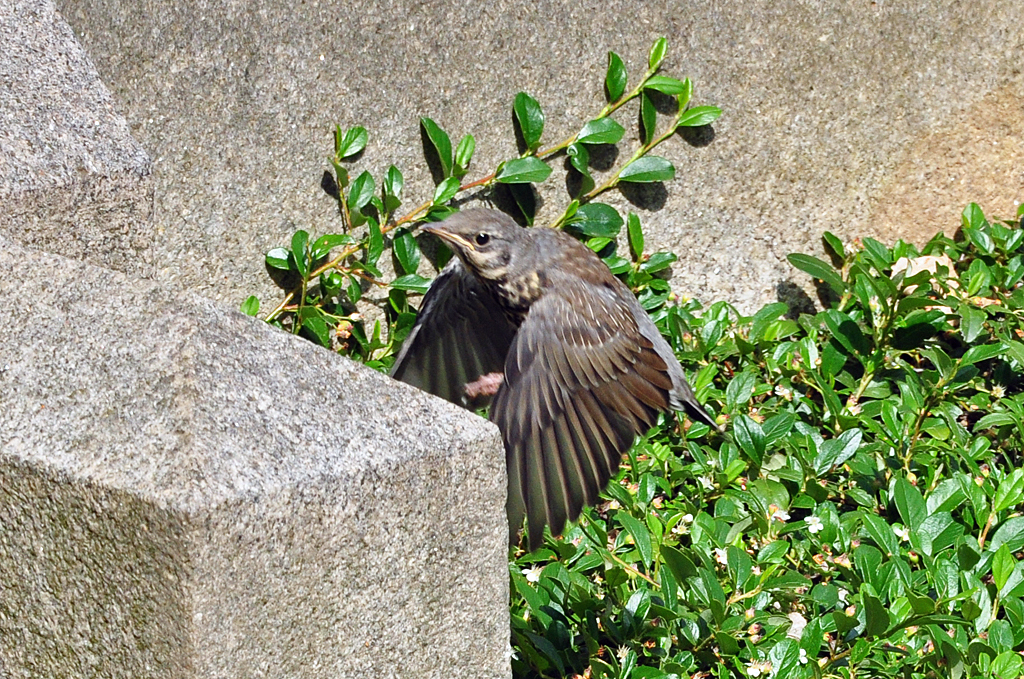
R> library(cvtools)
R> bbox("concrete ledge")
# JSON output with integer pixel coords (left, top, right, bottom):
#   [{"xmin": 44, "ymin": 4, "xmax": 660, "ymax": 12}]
[
  {"xmin": 0, "ymin": 0, "xmax": 153, "ymax": 274},
  {"xmin": 0, "ymin": 236, "xmax": 510, "ymax": 678}
]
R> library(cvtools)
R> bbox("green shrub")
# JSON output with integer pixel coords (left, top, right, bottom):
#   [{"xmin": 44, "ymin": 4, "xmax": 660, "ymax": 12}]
[
  {"xmin": 248, "ymin": 36, "xmax": 1024, "ymax": 679},
  {"xmin": 510, "ymin": 203, "xmax": 1024, "ymax": 679}
]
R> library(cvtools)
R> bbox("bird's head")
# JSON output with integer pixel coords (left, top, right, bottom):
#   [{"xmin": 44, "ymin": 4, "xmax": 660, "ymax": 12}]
[{"xmin": 423, "ymin": 209, "xmax": 527, "ymax": 282}]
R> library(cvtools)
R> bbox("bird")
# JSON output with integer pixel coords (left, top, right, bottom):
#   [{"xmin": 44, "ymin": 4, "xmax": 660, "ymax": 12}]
[{"xmin": 390, "ymin": 208, "xmax": 718, "ymax": 551}]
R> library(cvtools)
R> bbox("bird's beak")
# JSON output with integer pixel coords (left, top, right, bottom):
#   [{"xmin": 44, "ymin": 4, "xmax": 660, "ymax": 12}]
[{"xmin": 423, "ymin": 225, "xmax": 476, "ymax": 252}]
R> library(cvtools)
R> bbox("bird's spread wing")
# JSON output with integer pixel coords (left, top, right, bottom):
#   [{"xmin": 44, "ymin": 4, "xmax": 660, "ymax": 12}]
[
  {"xmin": 492, "ymin": 283, "xmax": 675, "ymax": 550},
  {"xmin": 390, "ymin": 258, "xmax": 517, "ymax": 407}
]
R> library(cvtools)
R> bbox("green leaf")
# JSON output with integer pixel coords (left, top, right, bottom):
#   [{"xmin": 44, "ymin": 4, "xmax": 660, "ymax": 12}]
[
  {"xmin": 365, "ymin": 218, "xmax": 384, "ymax": 267},
  {"xmin": 311, "ymin": 234, "xmax": 355, "ymax": 260},
  {"xmin": 787, "ymin": 253, "xmax": 845, "ymax": 295},
  {"xmin": 644, "ymin": 75, "xmax": 689, "ymax": 94},
  {"xmin": 675, "ymin": 77, "xmax": 693, "ymax": 112},
  {"xmin": 863, "ymin": 591, "xmax": 891, "ymax": 638},
  {"xmin": 962, "ymin": 202, "xmax": 988, "ymax": 230},
  {"xmin": 677, "ymin": 105, "xmax": 722, "ymax": 127},
  {"xmin": 991, "ymin": 652, "xmax": 1023, "ymax": 679},
  {"xmin": 617, "ymin": 511, "xmax": 653, "ymax": 568},
  {"xmin": 959, "ymin": 305, "xmax": 985, "ymax": 343},
  {"xmin": 965, "ymin": 226, "xmax": 995, "ymax": 255},
  {"xmin": 576, "ymin": 118, "xmax": 625, "ymax": 145},
  {"xmin": 627, "ymin": 213, "xmax": 644, "ymax": 261},
  {"xmin": 299, "ymin": 314, "xmax": 331, "ymax": 347},
  {"xmin": 384, "ymin": 165, "xmax": 403, "ymax": 200},
  {"xmin": 660, "ymin": 544, "xmax": 698, "ymax": 581},
  {"xmin": 893, "ymin": 477, "xmax": 927, "ymax": 530},
  {"xmin": 733, "ymin": 414, "xmax": 766, "ymax": 464},
  {"xmin": 335, "ymin": 125, "xmax": 368, "ymax": 158},
  {"xmin": 993, "ymin": 468, "xmax": 1024, "ymax": 514},
  {"xmin": 454, "ymin": 134, "xmax": 475, "ymax": 177},
  {"xmin": 822, "ymin": 231, "xmax": 845, "ymax": 261},
  {"xmin": 814, "ymin": 428, "xmax": 862, "ymax": 475},
  {"xmin": 641, "ymin": 251, "xmax": 676, "ymax": 273},
  {"xmin": 291, "ymin": 230, "xmax": 309, "ymax": 278},
  {"xmin": 860, "ymin": 510, "xmax": 899, "ymax": 556},
  {"xmin": 916, "ymin": 512, "xmax": 963, "ymax": 557},
  {"xmin": 432, "ymin": 176, "xmax": 461, "ymax": 205},
  {"xmin": 640, "ymin": 91, "xmax": 656, "ymax": 146},
  {"xmin": 420, "ymin": 117, "xmax": 453, "ymax": 177},
  {"xmin": 239, "ymin": 295, "xmax": 259, "ymax": 316},
  {"xmin": 567, "ymin": 142, "xmax": 590, "ymax": 175},
  {"xmin": 822, "ymin": 309, "xmax": 871, "ymax": 358},
  {"xmin": 513, "ymin": 92, "xmax": 545, "ymax": 151},
  {"xmin": 348, "ymin": 171, "xmax": 375, "ymax": 211},
  {"xmin": 495, "ymin": 157, "xmax": 552, "ymax": 184},
  {"xmin": 570, "ymin": 203, "xmax": 623, "ymax": 238},
  {"xmin": 391, "ymin": 274, "xmax": 432, "ymax": 295},
  {"xmin": 725, "ymin": 370, "xmax": 757, "ymax": 410},
  {"xmin": 265, "ymin": 247, "xmax": 294, "ymax": 271},
  {"xmin": 989, "ymin": 517, "xmax": 1024, "ymax": 553},
  {"xmin": 331, "ymin": 160, "xmax": 349, "ymax": 189},
  {"xmin": 861, "ymin": 237, "xmax": 892, "ymax": 270},
  {"xmin": 750, "ymin": 302, "xmax": 789, "ymax": 342},
  {"xmin": 768, "ymin": 639, "xmax": 801, "ymax": 678},
  {"xmin": 392, "ymin": 229, "xmax": 420, "ymax": 275},
  {"xmin": 605, "ymin": 51, "xmax": 627, "ymax": 102},
  {"xmin": 960, "ymin": 342, "xmax": 1005, "ymax": 368},
  {"xmin": 992, "ymin": 544, "xmax": 1015, "ymax": 591},
  {"xmin": 648, "ymin": 36, "xmax": 667, "ymax": 71},
  {"xmin": 619, "ymin": 156, "xmax": 675, "ymax": 183}
]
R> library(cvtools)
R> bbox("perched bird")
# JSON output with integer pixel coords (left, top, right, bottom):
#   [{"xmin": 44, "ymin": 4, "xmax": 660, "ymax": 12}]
[{"xmin": 391, "ymin": 208, "xmax": 717, "ymax": 550}]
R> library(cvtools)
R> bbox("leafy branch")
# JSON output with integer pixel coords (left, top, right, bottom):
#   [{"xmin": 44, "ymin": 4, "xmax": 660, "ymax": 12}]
[{"xmin": 245, "ymin": 37, "xmax": 721, "ymax": 365}]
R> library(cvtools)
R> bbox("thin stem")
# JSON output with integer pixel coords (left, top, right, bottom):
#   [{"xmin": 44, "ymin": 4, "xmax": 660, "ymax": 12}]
[
  {"xmin": 264, "ymin": 290, "xmax": 296, "ymax": 323},
  {"xmin": 978, "ymin": 511, "xmax": 994, "ymax": 551},
  {"xmin": 348, "ymin": 268, "xmax": 388, "ymax": 288},
  {"xmin": 292, "ymin": 277, "xmax": 307, "ymax": 334}
]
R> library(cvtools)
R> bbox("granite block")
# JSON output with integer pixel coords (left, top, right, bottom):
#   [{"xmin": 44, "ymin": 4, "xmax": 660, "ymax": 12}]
[
  {"xmin": 0, "ymin": 0, "xmax": 153, "ymax": 274},
  {"xmin": 0, "ymin": 236, "xmax": 510, "ymax": 678}
]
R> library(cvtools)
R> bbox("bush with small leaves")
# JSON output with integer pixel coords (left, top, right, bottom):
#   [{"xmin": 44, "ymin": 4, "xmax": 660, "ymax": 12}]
[
  {"xmin": 246, "ymin": 35, "xmax": 1024, "ymax": 679},
  {"xmin": 509, "ymin": 203, "xmax": 1024, "ymax": 679}
]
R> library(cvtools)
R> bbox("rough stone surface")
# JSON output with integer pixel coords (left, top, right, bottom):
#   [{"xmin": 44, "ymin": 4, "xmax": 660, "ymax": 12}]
[
  {"xmin": 0, "ymin": 0, "xmax": 154, "ymax": 274},
  {"xmin": 55, "ymin": 0, "xmax": 1024, "ymax": 314},
  {"xmin": 0, "ymin": 236, "xmax": 510, "ymax": 678},
  {"xmin": 868, "ymin": 74, "xmax": 1024, "ymax": 245}
]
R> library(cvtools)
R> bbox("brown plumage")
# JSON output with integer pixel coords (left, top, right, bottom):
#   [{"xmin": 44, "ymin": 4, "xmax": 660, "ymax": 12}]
[{"xmin": 391, "ymin": 208, "xmax": 717, "ymax": 551}]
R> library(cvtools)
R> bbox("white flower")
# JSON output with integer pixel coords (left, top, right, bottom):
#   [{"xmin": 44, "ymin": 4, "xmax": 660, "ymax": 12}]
[
  {"xmin": 992, "ymin": 385, "xmax": 1005, "ymax": 399},
  {"xmin": 698, "ymin": 475, "xmax": 715, "ymax": 491},
  {"xmin": 799, "ymin": 648, "xmax": 809, "ymax": 665},
  {"xmin": 774, "ymin": 385, "xmax": 793, "ymax": 401},
  {"xmin": 671, "ymin": 513, "xmax": 695, "ymax": 535},
  {"xmin": 522, "ymin": 565, "xmax": 543, "ymax": 583},
  {"xmin": 893, "ymin": 524, "xmax": 910, "ymax": 542},
  {"xmin": 768, "ymin": 504, "xmax": 790, "ymax": 523},
  {"xmin": 837, "ymin": 588, "xmax": 849, "ymax": 604},
  {"xmin": 714, "ymin": 547, "xmax": 729, "ymax": 566},
  {"xmin": 747, "ymin": 659, "xmax": 772, "ymax": 677},
  {"xmin": 787, "ymin": 612, "xmax": 807, "ymax": 640},
  {"xmin": 616, "ymin": 645, "xmax": 631, "ymax": 661},
  {"xmin": 806, "ymin": 515, "xmax": 824, "ymax": 534}
]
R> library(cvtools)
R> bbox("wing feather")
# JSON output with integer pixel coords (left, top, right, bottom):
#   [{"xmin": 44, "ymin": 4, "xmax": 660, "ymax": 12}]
[
  {"xmin": 493, "ymin": 282, "xmax": 675, "ymax": 550},
  {"xmin": 391, "ymin": 258, "xmax": 516, "ymax": 408}
]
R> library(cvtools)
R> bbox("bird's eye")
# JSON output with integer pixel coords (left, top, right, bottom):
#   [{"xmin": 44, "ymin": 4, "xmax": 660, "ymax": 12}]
[{"xmin": 474, "ymin": 232, "xmax": 491, "ymax": 246}]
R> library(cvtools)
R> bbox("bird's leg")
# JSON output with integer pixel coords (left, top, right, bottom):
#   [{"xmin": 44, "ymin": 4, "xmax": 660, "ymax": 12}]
[{"xmin": 464, "ymin": 372, "xmax": 505, "ymax": 399}]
